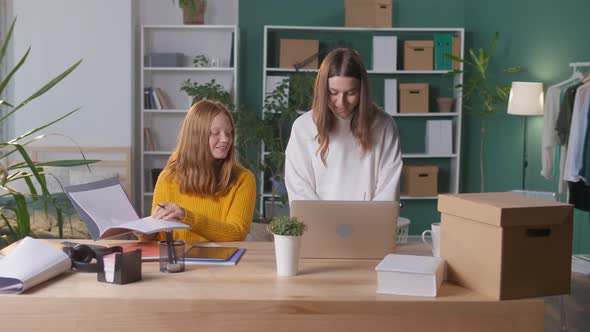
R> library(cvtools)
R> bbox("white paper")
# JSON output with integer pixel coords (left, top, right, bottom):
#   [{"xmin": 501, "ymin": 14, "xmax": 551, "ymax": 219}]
[
  {"xmin": 0, "ymin": 237, "xmax": 71, "ymax": 294},
  {"xmin": 68, "ymin": 183, "xmax": 190, "ymax": 239},
  {"xmin": 384, "ymin": 79, "xmax": 398, "ymax": 115}
]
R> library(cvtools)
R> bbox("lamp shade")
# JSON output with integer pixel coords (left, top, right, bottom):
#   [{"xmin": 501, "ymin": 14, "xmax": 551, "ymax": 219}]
[{"xmin": 507, "ymin": 82, "xmax": 544, "ymax": 116}]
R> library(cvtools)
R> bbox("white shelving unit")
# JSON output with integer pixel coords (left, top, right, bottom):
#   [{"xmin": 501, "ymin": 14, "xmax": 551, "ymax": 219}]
[
  {"xmin": 140, "ymin": 25, "xmax": 238, "ymax": 216},
  {"xmin": 261, "ymin": 25, "xmax": 464, "ymax": 215}
]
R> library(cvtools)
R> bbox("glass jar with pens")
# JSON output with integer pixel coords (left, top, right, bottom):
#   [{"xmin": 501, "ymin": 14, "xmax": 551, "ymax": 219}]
[{"xmin": 159, "ymin": 231, "xmax": 185, "ymax": 273}]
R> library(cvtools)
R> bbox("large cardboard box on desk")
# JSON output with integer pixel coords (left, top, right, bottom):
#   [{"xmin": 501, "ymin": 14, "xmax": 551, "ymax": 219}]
[
  {"xmin": 345, "ymin": 0, "xmax": 392, "ymax": 28},
  {"xmin": 437, "ymin": 192, "xmax": 574, "ymax": 300},
  {"xmin": 279, "ymin": 39, "xmax": 319, "ymax": 69}
]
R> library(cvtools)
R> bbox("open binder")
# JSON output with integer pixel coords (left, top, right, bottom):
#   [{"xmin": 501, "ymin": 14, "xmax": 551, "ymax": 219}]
[{"xmin": 65, "ymin": 177, "xmax": 190, "ymax": 240}]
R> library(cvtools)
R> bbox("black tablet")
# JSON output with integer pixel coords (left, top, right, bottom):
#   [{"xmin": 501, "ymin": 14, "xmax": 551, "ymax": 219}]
[{"xmin": 184, "ymin": 246, "xmax": 239, "ymax": 261}]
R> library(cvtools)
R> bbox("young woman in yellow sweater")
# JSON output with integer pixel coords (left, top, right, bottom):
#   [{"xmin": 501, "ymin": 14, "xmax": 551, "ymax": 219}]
[{"xmin": 146, "ymin": 99, "xmax": 256, "ymax": 242}]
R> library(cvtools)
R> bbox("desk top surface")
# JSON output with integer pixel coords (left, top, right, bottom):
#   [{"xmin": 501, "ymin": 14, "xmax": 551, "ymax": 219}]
[{"xmin": 1, "ymin": 239, "xmax": 540, "ymax": 304}]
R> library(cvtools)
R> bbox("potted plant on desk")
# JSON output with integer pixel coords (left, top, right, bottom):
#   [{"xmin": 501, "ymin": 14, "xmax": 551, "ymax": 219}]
[{"xmin": 268, "ymin": 216, "xmax": 307, "ymax": 276}]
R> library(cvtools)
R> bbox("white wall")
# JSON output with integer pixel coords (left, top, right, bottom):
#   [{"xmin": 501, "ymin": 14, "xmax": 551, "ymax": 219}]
[{"xmin": 12, "ymin": 0, "xmax": 133, "ymax": 147}]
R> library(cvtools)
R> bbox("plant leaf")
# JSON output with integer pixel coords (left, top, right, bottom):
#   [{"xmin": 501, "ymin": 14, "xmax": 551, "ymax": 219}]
[
  {"xmin": 0, "ymin": 17, "xmax": 16, "ymax": 65},
  {"xmin": 0, "ymin": 46, "xmax": 30, "ymax": 97},
  {"xmin": 8, "ymin": 159, "xmax": 99, "ymax": 170},
  {"xmin": 0, "ymin": 60, "xmax": 82, "ymax": 124}
]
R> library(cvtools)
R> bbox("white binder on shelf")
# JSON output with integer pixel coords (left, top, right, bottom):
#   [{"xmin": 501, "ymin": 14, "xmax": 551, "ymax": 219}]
[
  {"xmin": 384, "ymin": 79, "xmax": 398, "ymax": 115},
  {"xmin": 372, "ymin": 36, "xmax": 397, "ymax": 71},
  {"xmin": 426, "ymin": 120, "xmax": 453, "ymax": 155}
]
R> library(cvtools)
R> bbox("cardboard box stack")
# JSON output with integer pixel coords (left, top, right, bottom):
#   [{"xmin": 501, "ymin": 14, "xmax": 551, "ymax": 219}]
[
  {"xmin": 345, "ymin": 0, "xmax": 392, "ymax": 28},
  {"xmin": 438, "ymin": 192, "xmax": 574, "ymax": 300}
]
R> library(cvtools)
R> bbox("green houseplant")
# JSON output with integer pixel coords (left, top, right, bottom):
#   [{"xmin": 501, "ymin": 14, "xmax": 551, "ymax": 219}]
[
  {"xmin": 181, "ymin": 78, "xmax": 234, "ymax": 110},
  {"xmin": 234, "ymin": 72, "xmax": 315, "ymax": 219},
  {"xmin": 0, "ymin": 18, "xmax": 98, "ymax": 248},
  {"xmin": 173, "ymin": 0, "xmax": 206, "ymax": 25},
  {"xmin": 446, "ymin": 32, "xmax": 521, "ymax": 192},
  {"xmin": 268, "ymin": 215, "xmax": 307, "ymax": 276}
]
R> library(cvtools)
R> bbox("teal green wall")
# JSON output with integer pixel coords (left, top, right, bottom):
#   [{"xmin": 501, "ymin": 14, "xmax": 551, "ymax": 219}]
[{"xmin": 239, "ymin": 0, "xmax": 590, "ymax": 253}]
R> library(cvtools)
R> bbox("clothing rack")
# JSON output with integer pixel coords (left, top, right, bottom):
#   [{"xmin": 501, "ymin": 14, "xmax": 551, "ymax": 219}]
[{"xmin": 569, "ymin": 61, "xmax": 590, "ymax": 73}]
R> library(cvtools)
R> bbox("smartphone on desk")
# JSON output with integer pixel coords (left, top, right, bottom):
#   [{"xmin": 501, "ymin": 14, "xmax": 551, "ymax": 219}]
[{"xmin": 184, "ymin": 246, "xmax": 238, "ymax": 262}]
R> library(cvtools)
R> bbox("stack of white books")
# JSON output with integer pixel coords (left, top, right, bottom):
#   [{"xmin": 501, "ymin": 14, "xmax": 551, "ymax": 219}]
[{"xmin": 375, "ymin": 254, "xmax": 445, "ymax": 297}]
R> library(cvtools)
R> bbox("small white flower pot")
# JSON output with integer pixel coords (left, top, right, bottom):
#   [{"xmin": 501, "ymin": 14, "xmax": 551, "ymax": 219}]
[{"xmin": 273, "ymin": 234, "xmax": 302, "ymax": 276}]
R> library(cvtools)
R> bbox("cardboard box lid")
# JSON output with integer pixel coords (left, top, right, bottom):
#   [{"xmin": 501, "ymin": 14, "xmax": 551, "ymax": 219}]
[
  {"xmin": 404, "ymin": 165, "xmax": 439, "ymax": 175},
  {"xmin": 399, "ymin": 83, "xmax": 428, "ymax": 91},
  {"xmin": 405, "ymin": 40, "xmax": 434, "ymax": 49},
  {"xmin": 438, "ymin": 192, "xmax": 573, "ymax": 227},
  {"xmin": 375, "ymin": 254, "xmax": 444, "ymax": 275},
  {"xmin": 346, "ymin": 0, "xmax": 391, "ymax": 6}
]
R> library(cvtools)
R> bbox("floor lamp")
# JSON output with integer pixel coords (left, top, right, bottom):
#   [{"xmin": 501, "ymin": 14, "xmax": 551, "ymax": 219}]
[{"xmin": 507, "ymin": 82, "xmax": 544, "ymax": 190}]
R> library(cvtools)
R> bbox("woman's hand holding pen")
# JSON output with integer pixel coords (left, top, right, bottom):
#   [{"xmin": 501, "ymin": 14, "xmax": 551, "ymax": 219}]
[{"xmin": 153, "ymin": 202, "xmax": 185, "ymax": 221}]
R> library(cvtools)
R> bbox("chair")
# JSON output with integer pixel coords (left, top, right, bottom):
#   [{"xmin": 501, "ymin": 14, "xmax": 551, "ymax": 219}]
[{"xmin": 510, "ymin": 189, "xmax": 568, "ymax": 332}]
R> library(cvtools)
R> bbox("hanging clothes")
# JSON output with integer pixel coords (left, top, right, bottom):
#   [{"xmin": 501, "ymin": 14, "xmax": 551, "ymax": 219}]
[
  {"xmin": 563, "ymin": 83, "xmax": 590, "ymax": 183},
  {"xmin": 556, "ymin": 82, "xmax": 584, "ymax": 145}
]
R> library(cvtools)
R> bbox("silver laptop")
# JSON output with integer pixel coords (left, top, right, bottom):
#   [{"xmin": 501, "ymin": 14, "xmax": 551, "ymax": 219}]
[{"xmin": 290, "ymin": 200, "xmax": 399, "ymax": 259}]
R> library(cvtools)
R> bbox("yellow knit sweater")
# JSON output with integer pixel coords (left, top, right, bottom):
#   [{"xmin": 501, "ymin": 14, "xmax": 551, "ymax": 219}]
[{"xmin": 152, "ymin": 165, "xmax": 256, "ymax": 242}]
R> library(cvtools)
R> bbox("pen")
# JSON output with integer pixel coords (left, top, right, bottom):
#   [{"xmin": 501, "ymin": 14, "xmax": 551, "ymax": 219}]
[{"xmin": 165, "ymin": 230, "xmax": 176, "ymax": 264}]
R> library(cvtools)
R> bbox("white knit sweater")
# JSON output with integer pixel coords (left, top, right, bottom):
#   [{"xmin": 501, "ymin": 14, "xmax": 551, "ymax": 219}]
[{"xmin": 285, "ymin": 110, "xmax": 402, "ymax": 202}]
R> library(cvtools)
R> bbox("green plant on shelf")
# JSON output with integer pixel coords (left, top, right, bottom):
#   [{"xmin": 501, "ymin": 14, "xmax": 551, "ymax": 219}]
[
  {"xmin": 446, "ymin": 32, "xmax": 522, "ymax": 192},
  {"xmin": 181, "ymin": 78, "xmax": 234, "ymax": 109},
  {"xmin": 192, "ymin": 54, "xmax": 209, "ymax": 67}
]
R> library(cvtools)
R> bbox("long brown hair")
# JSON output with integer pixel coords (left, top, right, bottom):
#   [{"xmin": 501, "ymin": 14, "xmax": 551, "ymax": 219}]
[
  {"xmin": 311, "ymin": 48, "xmax": 377, "ymax": 165},
  {"xmin": 165, "ymin": 99, "xmax": 238, "ymax": 196}
]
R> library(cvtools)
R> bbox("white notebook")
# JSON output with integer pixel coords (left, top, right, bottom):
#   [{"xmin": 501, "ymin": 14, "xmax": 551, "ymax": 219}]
[
  {"xmin": 65, "ymin": 178, "xmax": 190, "ymax": 240},
  {"xmin": 0, "ymin": 237, "xmax": 71, "ymax": 294}
]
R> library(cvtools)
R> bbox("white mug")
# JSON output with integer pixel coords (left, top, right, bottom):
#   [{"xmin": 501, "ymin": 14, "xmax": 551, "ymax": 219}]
[{"xmin": 421, "ymin": 222, "xmax": 441, "ymax": 257}]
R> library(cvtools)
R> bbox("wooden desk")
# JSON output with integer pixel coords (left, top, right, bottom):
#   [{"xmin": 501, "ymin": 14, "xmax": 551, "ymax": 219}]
[{"xmin": 0, "ymin": 241, "xmax": 543, "ymax": 332}]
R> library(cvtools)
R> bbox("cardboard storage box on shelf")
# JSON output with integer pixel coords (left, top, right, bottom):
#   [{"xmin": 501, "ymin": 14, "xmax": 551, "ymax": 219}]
[
  {"xmin": 401, "ymin": 165, "xmax": 438, "ymax": 196},
  {"xmin": 375, "ymin": 254, "xmax": 445, "ymax": 297},
  {"xmin": 399, "ymin": 83, "xmax": 429, "ymax": 113},
  {"xmin": 437, "ymin": 192, "xmax": 574, "ymax": 300},
  {"xmin": 404, "ymin": 40, "xmax": 434, "ymax": 70},
  {"xmin": 345, "ymin": 0, "xmax": 392, "ymax": 28},
  {"xmin": 279, "ymin": 39, "xmax": 319, "ymax": 69}
]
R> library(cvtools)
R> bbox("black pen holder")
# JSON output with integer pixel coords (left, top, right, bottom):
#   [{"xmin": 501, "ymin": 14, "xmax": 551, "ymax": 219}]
[{"xmin": 97, "ymin": 249, "xmax": 142, "ymax": 284}]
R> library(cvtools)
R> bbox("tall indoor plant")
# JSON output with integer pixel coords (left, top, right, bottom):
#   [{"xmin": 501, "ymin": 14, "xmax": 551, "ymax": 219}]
[
  {"xmin": 0, "ymin": 18, "xmax": 97, "ymax": 247},
  {"xmin": 446, "ymin": 32, "xmax": 521, "ymax": 192},
  {"xmin": 234, "ymin": 72, "xmax": 315, "ymax": 219}
]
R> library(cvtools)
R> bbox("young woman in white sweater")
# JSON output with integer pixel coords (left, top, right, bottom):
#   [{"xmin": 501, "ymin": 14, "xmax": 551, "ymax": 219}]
[{"xmin": 285, "ymin": 48, "xmax": 402, "ymax": 202}]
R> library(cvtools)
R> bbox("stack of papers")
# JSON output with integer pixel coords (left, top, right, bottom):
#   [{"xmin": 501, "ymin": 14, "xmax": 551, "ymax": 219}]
[{"xmin": 115, "ymin": 242, "xmax": 246, "ymax": 266}]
